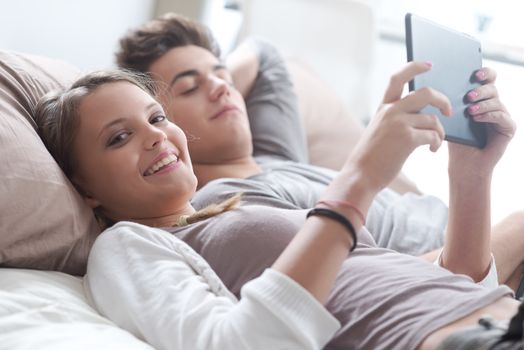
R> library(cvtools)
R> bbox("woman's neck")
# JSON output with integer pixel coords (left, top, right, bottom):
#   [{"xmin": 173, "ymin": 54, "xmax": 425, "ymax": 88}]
[{"xmin": 130, "ymin": 202, "xmax": 197, "ymax": 228}]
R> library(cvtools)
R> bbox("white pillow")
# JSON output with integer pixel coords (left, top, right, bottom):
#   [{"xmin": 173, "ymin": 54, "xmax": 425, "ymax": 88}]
[{"xmin": 0, "ymin": 268, "xmax": 154, "ymax": 350}]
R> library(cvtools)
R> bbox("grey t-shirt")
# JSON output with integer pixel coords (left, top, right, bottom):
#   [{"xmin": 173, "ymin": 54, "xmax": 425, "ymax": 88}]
[
  {"xmin": 194, "ymin": 160, "xmax": 448, "ymax": 256},
  {"xmin": 165, "ymin": 204, "xmax": 512, "ymax": 350},
  {"xmin": 192, "ymin": 39, "xmax": 447, "ymax": 255}
]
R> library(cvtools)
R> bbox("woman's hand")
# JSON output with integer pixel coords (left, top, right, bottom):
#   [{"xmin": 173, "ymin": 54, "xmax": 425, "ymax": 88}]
[
  {"xmin": 344, "ymin": 61, "xmax": 451, "ymax": 192},
  {"xmin": 448, "ymin": 67, "xmax": 516, "ymax": 180}
]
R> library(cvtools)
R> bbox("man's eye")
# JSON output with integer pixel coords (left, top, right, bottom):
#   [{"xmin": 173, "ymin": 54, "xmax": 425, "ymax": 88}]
[
  {"xmin": 150, "ymin": 115, "xmax": 167, "ymax": 124},
  {"xmin": 107, "ymin": 132, "xmax": 130, "ymax": 147},
  {"xmin": 181, "ymin": 86, "xmax": 198, "ymax": 95}
]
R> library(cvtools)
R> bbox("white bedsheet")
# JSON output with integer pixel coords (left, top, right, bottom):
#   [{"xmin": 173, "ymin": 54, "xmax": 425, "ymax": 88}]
[{"xmin": 0, "ymin": 268, "xmax": 154, "ymax": 350}]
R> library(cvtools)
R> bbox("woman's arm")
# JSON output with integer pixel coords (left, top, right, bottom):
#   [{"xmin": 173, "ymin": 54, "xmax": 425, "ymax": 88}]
[
  {"xmin": 273, "ymin": 61, "xmax": 451, "ymax": 302},
  {"xmin": 440, "ymin": 67, "xmax": 516, "ymax": 282},
  {"xmin": 85, "ymin": 222, "xmax": 339, "ymax": 350}
]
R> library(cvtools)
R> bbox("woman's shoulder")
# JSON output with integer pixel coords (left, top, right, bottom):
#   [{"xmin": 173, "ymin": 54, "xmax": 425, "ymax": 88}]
[{"xmin": 90, "ymin": 221, "xmax": 193, "ymax": 261}]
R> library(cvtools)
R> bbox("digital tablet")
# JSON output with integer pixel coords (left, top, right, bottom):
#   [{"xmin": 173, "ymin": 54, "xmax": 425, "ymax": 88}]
[{"xmin": 405, "ymin": 13, "xmax": 487, "ymax": 148}]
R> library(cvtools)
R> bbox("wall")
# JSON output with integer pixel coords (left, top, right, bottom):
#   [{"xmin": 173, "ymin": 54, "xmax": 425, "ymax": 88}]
[
  {"xmin": 0, "ymin": 0, "xmax": 156, "ymax": 70},
  {"xmin": 0, "ymin": 0, "xmax": 240, "ymax": 70}
]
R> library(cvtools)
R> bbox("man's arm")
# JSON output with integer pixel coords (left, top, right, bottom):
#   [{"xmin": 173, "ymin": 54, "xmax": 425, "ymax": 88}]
[
  {"xmin": 227, "ymin": 38, "xmax": 309, "ymax": 163},
  {"xmin": 226, "ymin": 40, "xmax": 259, "ymax": 98}
]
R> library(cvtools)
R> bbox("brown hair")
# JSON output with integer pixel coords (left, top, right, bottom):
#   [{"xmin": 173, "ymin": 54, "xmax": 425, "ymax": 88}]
[
  {"xmin": 35, "ymin": 69, "xmax": 239, "ymax": 228},
  {"xmin": 116, "ymin": 12, "xmax": 221, "ymax": 73}
]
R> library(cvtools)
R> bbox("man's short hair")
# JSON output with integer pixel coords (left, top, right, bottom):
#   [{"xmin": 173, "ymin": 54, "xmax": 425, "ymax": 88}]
[{"xmin": 116, "ymin": 13, "xmax": 221, "ymax": 73}]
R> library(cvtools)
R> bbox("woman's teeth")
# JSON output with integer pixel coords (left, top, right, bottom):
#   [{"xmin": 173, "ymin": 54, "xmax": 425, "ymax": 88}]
[{"xmin": 144, "ymin": 154, "xmax": 178, "ymax": 176}]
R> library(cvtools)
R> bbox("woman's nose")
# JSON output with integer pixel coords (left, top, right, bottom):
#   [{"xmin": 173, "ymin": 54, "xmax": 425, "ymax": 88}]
[{"xmin": 144, "ymin": 125, "xmax": 166, "ymax": 150}]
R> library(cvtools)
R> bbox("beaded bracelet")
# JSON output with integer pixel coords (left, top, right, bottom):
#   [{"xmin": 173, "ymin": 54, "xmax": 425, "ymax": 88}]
[{"xmin": 306, "ymin": 208, "xmax": 358, "ymax": 251}]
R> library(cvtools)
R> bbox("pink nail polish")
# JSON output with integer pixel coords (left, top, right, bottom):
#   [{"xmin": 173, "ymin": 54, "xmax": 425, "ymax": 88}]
[
  {"xmin": 467, "ymin": 90, "xmax": 478, "ymax": 101},
  {"xmin": 468, "ymin": 105, "xmax": 480, "ymax": 114},
  {"xmin": 475, "ymin": 70, "xmax": 486, "ymax": 80},
  {"xmin": 424, "ymin": 61, "xmax": 433, "ymax": 68}
]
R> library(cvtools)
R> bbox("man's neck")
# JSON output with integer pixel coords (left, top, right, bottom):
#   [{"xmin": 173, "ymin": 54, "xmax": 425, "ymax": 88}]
[{"xmin": 193, "ymin": 157, "xmax": 262, "ymax": 189}]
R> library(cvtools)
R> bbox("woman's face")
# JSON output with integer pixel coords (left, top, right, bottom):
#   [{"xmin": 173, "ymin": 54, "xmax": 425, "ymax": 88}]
[
  {"xmin": 72, "ymin": 81, "xmax": 198, "ymax": 224},
  {"xmin": 148, "ymin": 45, "xmax": 252, "ymax": 165}
]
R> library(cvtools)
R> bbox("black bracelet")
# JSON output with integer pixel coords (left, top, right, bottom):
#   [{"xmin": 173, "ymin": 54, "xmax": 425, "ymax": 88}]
[{"xmin": 306, "ymin": 208, "xmax": 358, "ymax": 251}]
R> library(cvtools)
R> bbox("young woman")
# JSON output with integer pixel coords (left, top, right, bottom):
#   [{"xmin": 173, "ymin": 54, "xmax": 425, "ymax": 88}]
[{"xmin": 36, "ymin": 63, "xmax": 520, "ymax": 350}]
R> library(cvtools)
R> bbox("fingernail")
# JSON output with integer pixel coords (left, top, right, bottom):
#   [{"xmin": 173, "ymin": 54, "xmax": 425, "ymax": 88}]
[
  {"xmin": 467, "ymin": 90, "xmax": 478, "ymax": 101},
  {"xmin": 468, "ymin": 104, "xmax": 480, "ymax": 114},
  {"xmin": 475, "ymin": 70, "xmax": 486, "ymax": 80},
  {"xmin": 424, "ymin": 61, "xmax": 433, "ymax": 68}
]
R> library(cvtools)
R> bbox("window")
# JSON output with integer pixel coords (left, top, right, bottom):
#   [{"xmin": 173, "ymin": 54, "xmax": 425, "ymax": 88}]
[{"xmin": 376, "ymin": 0, "xmax": 524, "ymax": 66}]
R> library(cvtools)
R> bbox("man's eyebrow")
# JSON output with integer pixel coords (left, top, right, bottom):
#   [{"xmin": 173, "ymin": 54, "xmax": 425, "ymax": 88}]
[
  {"xmin": 169, "ymin": 64, "xmax": 229, "ymax": 87},
  {"xmin": 169, "ymin": 69, "xmax": 198, "ymax": 88},
  {"xmin": 213, "ymin": 63, "xmax": 227, "ymax": 71},
  {"xmin": 96, "ymin": 102, "xmax": 159, "ymax": 140}
]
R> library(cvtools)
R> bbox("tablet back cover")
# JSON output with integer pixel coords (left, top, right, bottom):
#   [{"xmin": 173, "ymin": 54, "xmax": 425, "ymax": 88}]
[{"xmin": 405, "ymin": 13, "xmax": 487, "ymax": 148}]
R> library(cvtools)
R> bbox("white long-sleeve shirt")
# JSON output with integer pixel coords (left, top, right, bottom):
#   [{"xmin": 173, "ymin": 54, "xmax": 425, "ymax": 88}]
[{"xmin": 83, "ymin": 222, "xmax": 339, "ymax": 350}]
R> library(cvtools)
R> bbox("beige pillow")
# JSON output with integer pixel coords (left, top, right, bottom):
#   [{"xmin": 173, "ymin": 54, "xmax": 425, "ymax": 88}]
[
  {"xmin": 0, "ymin": 51, "xmax": 99, "ymax": 275},
  {"xmin": 287, "ymin": 59, "xmax": 365, "ymax": 171}
]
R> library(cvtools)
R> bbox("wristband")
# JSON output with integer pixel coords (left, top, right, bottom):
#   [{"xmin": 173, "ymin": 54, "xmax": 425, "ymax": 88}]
[{"xmin": 306, "ymin": 208, "xmax": 358, "ymax": 251}]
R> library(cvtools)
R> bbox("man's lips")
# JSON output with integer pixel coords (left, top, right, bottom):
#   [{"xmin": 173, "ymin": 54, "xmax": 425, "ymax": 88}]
[
  {"xmin": 211, "ymin": 105, "xmax": 240, "ymax": 120},
  {"xmin": 143, "ymin": 150, "xmax": 179, "ymax": 176}
]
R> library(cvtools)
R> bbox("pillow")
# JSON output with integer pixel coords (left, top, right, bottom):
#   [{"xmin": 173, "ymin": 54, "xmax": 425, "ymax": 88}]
[
  {"xmin": 0, "ymin": 50, "xmax": 99, "ymax": 276},
  {"xmin": 286, "ymin": 59, "xmax": 366, "ymax": 171},
  {"xmin": 0, "ymin": 268, "xmax": 155, "ymax": 349}
]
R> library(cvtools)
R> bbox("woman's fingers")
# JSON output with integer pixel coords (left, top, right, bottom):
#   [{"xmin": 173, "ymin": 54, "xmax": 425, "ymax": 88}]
[
  {"xmin": 465, "ymin": 71, "xmax": 515, "ymax": 139},
  {"xmin": 401, "ymin": 113, "xmax": 445, "ymax": 152},
  {"xmin": 382, "ymin": 61, "xmax": 433, "ymax": 104},
  {"xmin": 395, "ymin": 86, "xmax": 452, "ymax": 117},
  {"xmin": 468, "ymin": 99, "xmax": 516, "ymax": 138},
  {"xmin": 411, "ymin": 127, "xmax": 444, "ymax": 152},
  {"xmin": 467, "ymin": 82, "xmax": 499, "ymax": 103},
  {"xmin": 474, "ymin": 67, "xmax": 497, "ymax": 84}
]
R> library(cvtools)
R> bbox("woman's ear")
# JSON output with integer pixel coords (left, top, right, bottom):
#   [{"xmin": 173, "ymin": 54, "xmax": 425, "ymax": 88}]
[
  {"xmin": 71, "ymin": 175, "xmax": 100, "ymax": 209},
  {"xmin": 83, "ymin": 195, "xmax": 101, "ymax": 209}
]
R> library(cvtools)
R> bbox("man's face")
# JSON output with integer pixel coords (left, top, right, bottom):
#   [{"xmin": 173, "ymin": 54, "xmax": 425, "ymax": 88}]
[{"xmin": 149, "ymin": 45, "xmax": 253, "ymax": 166}]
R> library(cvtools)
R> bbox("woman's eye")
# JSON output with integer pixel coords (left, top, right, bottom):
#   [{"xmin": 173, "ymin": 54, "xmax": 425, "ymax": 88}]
[
  {"xmin": 150, "ymin": 115, "xmax": 167, "ymax": 124},
  {"xmin": 107, "ymin": 132, "xmax": 130, "ymax": 147}
]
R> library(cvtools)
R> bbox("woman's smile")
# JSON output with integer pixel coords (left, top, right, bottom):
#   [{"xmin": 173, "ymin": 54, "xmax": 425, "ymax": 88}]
[{"xmin": 144, "ymin": 151, "xmax": 180, "ymax": 176}]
